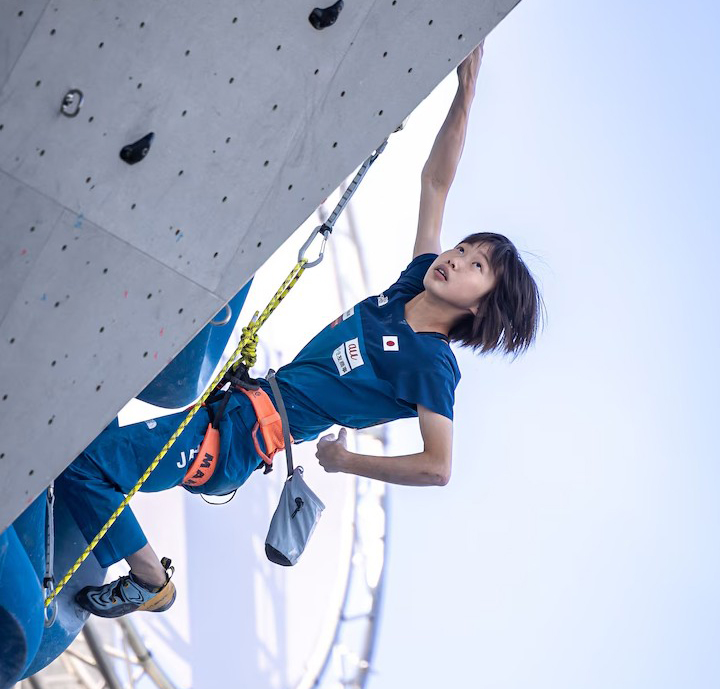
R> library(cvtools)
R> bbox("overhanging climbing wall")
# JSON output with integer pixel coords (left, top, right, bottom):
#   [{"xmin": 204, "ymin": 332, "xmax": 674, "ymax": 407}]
[{"xmin": 0, "ymin": 0, "xmax": 520, "ymax": 531}]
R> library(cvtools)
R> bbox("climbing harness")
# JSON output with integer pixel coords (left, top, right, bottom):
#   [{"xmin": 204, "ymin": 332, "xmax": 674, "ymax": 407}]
[
  {"xmin": 43, "ymin": 483, "xmax": 57, "ymax": 627},
  {"xmin": 182, "ymin": 362, "xmax": 289, "ymax": 487},
  {"xmin": 45, "ymin": 136, "xmax": 390, "ymax": 606}
]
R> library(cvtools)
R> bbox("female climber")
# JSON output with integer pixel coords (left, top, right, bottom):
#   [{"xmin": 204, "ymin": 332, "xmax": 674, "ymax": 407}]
[{"xmin": 58, "ymin": 42, "xmax": 544, "ymax": 618}]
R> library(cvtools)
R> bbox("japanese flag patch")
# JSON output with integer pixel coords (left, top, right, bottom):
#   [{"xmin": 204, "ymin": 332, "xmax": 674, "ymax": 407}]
[{"xmin": 382, "ymin": 335, "xmax": 399, "ymax": 351}]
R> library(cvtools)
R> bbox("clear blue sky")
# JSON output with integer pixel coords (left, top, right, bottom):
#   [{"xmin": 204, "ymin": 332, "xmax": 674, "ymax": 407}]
[{"xmin": 358, "ymin": 1, "xmax": 720, "ymax": 687}]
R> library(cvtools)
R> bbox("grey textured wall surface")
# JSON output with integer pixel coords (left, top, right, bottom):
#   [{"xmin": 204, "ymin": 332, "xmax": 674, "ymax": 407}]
[{"xmin": 0, "ymin": 0, "xmax": 519, "ymax": 530}]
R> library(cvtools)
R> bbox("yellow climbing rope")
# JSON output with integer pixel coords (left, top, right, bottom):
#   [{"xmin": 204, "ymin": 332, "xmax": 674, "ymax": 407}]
[{"xmin": 45, "ymin": 253, "xmax": 314, "ymax": 607}]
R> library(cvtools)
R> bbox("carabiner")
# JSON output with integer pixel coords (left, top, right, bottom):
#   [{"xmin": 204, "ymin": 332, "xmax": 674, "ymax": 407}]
[
  {"xmin": 298, "ymin": 224, "xmax": 331, "ymax": 268},
  {"xmin": 43, "ymin": 580, "xmax": 57, "ymax": 626}
]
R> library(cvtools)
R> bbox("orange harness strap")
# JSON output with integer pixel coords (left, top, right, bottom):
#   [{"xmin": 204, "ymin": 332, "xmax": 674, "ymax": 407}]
[
  {"xmin": 182, "ymin": 424, "xmax": 220, "ymax": 487},
  {"xmin": 237, "ymin": 386, "xmax": 290, "ymax": 471}
]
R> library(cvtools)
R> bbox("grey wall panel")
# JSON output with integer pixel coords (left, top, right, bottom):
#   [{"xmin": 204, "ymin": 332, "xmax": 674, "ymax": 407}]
[
  {"xmin": 0, "ymin": 171, "xmax": 63, "ymax": 322},
  {"xmin": 0, "ymin": 0, "xmax": 50, "ymax": 88},
  {"xmin": 0, "ymin": 203, "xmax": 223, "ymax": 530},
  {"xmin": 0, "ymin": 0, "xmax": 518, "ymax": 297},
  {"xmin": 0, "ymin": 0, "xmax": 520, "ymax": 529}
]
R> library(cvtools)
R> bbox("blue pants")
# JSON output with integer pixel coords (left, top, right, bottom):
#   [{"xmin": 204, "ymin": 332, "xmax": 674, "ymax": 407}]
[{"xmin": 56, "ymin": 391, "xmax": 265, "ymax": 567}]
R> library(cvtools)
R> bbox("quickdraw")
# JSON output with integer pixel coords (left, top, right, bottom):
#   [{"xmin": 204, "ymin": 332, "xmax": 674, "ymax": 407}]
[{"xmin": 43, "ymin": 483, "xmax": 57, "ymax": 627}]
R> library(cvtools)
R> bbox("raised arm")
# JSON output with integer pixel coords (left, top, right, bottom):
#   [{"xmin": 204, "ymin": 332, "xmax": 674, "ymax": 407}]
[
  {"xmin": 413, "ymin": 43, "xmax": 483, "ymax": 259},
  {"xmin": 315, "ymin": 404, "xmax": 453, "ymax": 487}
]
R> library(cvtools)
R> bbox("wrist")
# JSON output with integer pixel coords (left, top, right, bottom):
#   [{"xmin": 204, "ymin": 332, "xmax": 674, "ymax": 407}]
[{"xmin": 337, "ymin": 446, "xmax": 352, "ymax": 471}]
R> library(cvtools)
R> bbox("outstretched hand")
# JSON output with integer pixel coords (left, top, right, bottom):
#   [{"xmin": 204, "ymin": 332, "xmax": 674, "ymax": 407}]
[
  {"xmin": 316, "ymin": 428, "xmax": 348, "ymax": 473},
  {"xmin": 457, "ymin": 41, "xmax": 484, "ymax": 92}
]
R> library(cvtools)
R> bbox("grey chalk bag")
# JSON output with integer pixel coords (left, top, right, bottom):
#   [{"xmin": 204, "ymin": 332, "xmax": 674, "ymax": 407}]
[{"xmin": 266, "ymin": 371, "xmax": 325, "ymax": 566}]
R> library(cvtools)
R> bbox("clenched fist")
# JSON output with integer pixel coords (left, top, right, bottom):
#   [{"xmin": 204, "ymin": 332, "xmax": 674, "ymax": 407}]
[{"xmin": 316, "ymin": 428, "xmax": 349, "ymax": 473}]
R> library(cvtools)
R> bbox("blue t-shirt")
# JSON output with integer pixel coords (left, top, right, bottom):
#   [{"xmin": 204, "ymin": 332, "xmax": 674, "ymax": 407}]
[{"xmin": 258, "ymin": 253, "xmax": 461, "ymax": 441}]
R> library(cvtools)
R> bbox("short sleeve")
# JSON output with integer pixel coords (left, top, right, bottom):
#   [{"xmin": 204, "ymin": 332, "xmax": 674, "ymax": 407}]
[
  {"xmin": 386, "ymin": 253, "xmax": 437, "ymax": 298},
  {"xmin": 393, "ymin": 351, "xmax": 459, "ymax": 420}
]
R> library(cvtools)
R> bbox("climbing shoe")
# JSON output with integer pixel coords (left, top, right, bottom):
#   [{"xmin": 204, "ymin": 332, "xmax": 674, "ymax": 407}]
[{"xmin": 75, "ymin": 557, "xmax": 176, "ymax": 618}]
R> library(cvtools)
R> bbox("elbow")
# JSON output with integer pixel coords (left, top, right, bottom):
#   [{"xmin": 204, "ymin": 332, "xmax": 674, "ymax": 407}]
[
  {"xmin": 435, "ymin": 470, "xmax": 451, "ymax": 486},
  {"xmin": 433, "ymin": 473, "xmax": 450, "ymax": 486},
  {"xmin": 431, "ymin": 459, "xmax": 452, "ymax": 487}
]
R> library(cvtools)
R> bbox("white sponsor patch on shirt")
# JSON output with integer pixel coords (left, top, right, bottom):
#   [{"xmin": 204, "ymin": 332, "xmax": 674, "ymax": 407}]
[
  {"xmin": 333, "ymin": 344, "xmax": 350, "ymax": 375},
  {"xmin": 333, "ymin": 338, "xmax": 365, "ymax": 376},
  {"xmin": 145, "ymin": 419, "xmax": 157, "ymax": 429},
  {"xmin": 377, "ymin": 294, "xmax": 389, "ymax": 307},
  {"xmin": 345, "ymin": 337, "xmax": 364, "ymax": 369},
  {"xmin": 342, "ymin": 306, "xmax": 355, "ymax": 320},
  {"xmin": 383, "ymin": 335, "xmax": 399, "ymax": 351}
]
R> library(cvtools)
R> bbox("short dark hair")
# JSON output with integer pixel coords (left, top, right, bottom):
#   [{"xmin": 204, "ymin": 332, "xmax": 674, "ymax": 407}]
[{"xmin": 448, "ymin": 232, "xmax": 545, "ymax": 357}]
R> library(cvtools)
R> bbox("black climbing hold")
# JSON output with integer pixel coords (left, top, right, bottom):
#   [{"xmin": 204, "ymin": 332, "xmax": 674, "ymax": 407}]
[
  {"xmin": 120, "ymin": 132, "xmax": 155, "ymax": 165},
  {"xmin": 309, "ymin": 0, "xmax": 344, "ymax": 30}
]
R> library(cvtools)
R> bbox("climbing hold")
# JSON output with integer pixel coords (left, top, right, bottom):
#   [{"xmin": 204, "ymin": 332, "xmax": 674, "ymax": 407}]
[
  {"xmin": 60, "ymin": 89, "xmax": 84, "ymax": 118},
  {"xmin": 119, "ymin": 132, "xmax": 155, "ymax": 165},
  {"xmin": 309, "ymin": 1, "xmax": 344, "ymax": 30},
  {"xmin": 394, "ymin": 116, "xmax": 409, "ymax": 133},
  {"xmin": 210, "ymin": 303, "xmax": 232, "ymax": 327}
]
